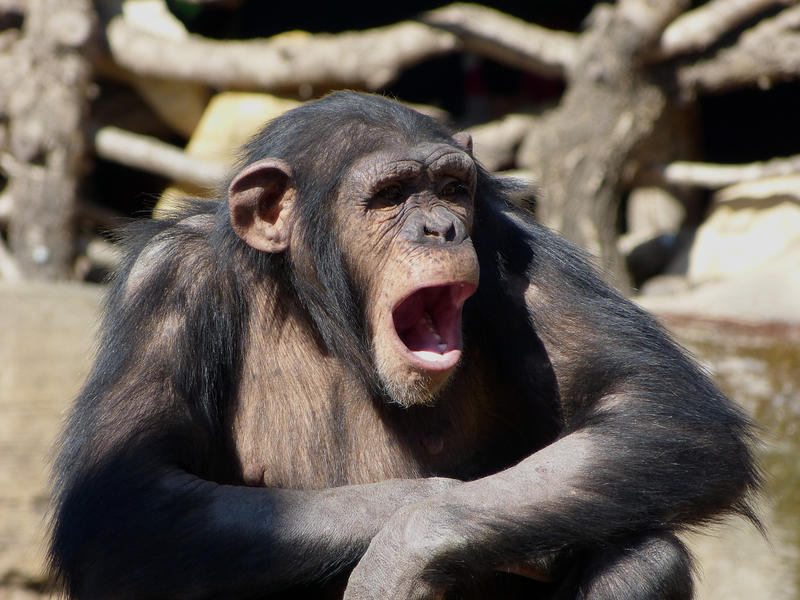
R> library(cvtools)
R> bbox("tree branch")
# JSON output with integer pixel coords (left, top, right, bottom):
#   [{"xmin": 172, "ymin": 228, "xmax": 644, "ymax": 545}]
[
  {"xmin": 678, "ymin": 4, "xmax": 800, "ymax": 95},
  {"xmin": 105, "ymin": 16, "xmax": 458, "ymax": 93},
  {"xmin": 657, "ymin": 154, "xmax": 800, "ymax": 189},
  {"xmin": 421, "ymin": 3, "xmax": 577, "ymax": 78},
  {"xmin": 714, "ymin": 174, "xmax": 800, "ymax": 203},
  {"xmin": 172, "ymin": 0, "xmax": 240, "ymax": 4},
  {"xmin": 466, "ymin": 114, "xmax": 538, "ymax": 171},
  {"xmin": 93, "ymin": 126, "xmax": 228, "ymax": 188},
  {"xmin": 0, "ymin": 191, "xmax": 11, "ymax": 221},
  {"xmin": 0, "ymin": 236, "xmax": 22, "ymax": 281},
  {"xmin": 77, "ymin": 199, "xmax": 128, "ymax": 230},
  {"xmin": 0, "ymin": 0, "xmax": 27, "ymax": 13},
  {"xmin": 658, "ymin": 0, "xmax": 791, "ymax": 58},
  {"xmin": 614, "ymin": 0, "xmax": 690, "ymax": 51}
]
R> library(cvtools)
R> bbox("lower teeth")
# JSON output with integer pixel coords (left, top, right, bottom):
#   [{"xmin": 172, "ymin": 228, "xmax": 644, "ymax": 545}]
[{"xmin": 421, "ymin": 312, "xmax": 446, "ymax": 353}]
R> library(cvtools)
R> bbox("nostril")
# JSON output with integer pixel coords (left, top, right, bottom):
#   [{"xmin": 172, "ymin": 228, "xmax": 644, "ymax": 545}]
[
  {"xmin": 423, "ymin": 223, "xmax": 455, "ymax": 238},
  {"xmin": 422, "ymin": 221, "xmax": 459, "ymax": 244},
  {"xmin": 420, "ymin": 217, "xmax": 464, "ymax": 245}
]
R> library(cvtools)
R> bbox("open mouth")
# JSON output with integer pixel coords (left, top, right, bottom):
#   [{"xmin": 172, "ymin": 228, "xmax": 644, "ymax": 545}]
[{"xmin": 391, "ymin": 282, "xmax": 477, "ymax": 371}]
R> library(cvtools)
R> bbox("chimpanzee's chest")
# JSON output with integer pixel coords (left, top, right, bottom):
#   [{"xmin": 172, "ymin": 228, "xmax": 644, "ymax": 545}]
[{"xmin": 231, "ymin": 352, "xmax": 558, "ymax": 489}]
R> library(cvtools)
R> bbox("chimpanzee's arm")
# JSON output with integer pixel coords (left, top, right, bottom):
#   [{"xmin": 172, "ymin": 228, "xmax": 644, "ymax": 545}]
[
  {"xmin": 343, "ymin": 215, "xmax": 760, "ymax": 599},
  {"xmin": 49, "ymin": 216, "xmax": 458, "ymax": 600},
  {"xmin": 52, "ymin": 458, "xmax": 456, "ymax": 599}
]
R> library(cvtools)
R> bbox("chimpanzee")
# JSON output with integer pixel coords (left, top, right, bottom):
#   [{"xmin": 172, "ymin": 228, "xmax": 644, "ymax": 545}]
[{"xmin": 50, "ymin": 92, "xmax": 759, "ymax": 600}]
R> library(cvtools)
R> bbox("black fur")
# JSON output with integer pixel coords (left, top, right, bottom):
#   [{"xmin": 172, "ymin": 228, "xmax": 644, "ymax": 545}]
[{"xmin": 49, "ymin": 92, "xmax": 760, "ymax": 600}]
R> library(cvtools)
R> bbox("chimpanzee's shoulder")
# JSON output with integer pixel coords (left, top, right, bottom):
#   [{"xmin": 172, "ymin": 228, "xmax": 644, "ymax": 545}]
[{"xmin": 110, "ymin": 201, "xmax": 222, "ymax": 304}]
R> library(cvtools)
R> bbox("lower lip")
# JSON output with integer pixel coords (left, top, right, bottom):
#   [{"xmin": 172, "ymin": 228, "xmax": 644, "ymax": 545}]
[{"xmin": 404, "ymin": 347, "xmax": 463, "ymax": 372}]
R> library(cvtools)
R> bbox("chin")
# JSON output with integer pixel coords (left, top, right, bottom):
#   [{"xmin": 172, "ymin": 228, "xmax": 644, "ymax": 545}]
[{"xmin": 376, "ymin": 359, "xmax": 453, "ymax": 408}]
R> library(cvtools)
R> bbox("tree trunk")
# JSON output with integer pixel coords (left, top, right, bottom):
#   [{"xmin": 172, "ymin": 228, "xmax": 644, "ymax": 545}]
[
  {"xmin": 518, "ymin": 2, "xmax": 688, "ymax": 289},
  {"xmin": 2, "ymin": 0, "xmax": 95, "ymax": 279}
]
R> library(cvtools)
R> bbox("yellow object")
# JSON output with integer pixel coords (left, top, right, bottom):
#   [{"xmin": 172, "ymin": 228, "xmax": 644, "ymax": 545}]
[{"xmin": 155, "ymin": 92, "xmax": 301, "ymax": 217}]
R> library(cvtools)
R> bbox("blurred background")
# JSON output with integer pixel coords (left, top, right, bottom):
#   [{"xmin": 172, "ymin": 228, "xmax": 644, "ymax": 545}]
[{"xmin": 0, "ymin": 0, "xmax": 798, "ymax": 598}]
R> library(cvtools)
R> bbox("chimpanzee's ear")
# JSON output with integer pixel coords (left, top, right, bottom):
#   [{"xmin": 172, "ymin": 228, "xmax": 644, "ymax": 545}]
[
  {"xmin": 228, "ymin": 158, "xmax": 295, "ymax": 253},
  {"xmin": 451, "ymin": 132, "xmax": 473, "ymax": 154}
]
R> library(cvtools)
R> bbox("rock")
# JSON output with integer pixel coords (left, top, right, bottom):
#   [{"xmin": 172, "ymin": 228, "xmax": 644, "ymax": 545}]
[
  {"xmin": 638, "ymin": 273, "xmax": 691, "ymax": 296},
  {"xmin": 641, "ymin": 177, "xmax": 800, "ymax": 323},
  {"xmin": 638, "ymin": 245, "xmax": 800, "ymax": 324},
  {"xmin": 688, "ymin": 177, "xmax": 800, "ymax": 284},
  {"xmin": 0, "ymin": 282, "xmax": 103, "ymax": 584},
  {"xmin": 714, "ymin": 175, "xmax": 800, "ymax": 205}
]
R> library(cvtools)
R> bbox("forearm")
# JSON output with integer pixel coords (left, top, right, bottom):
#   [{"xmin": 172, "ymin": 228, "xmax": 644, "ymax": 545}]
[
  {"xmin": 380, "ymin": 433, "xmax": 598, "ymax": 568},
  {"xmin": 341, "ymin": 434, "xmax": 595, "ymax": 599},
  {"xmin": 413, "ymin": 417, "xmax": 751, "ymax": 562},
  {"xmin": 56, "ymin": 468, "xmax": 458, "ymax": 599},
  {"xmin": 343, "ymin": 412, "xmax": 756, "ymax": 600},
  {"xmin": 212, "ymin": 476, "xmax": 462, "ymax": 578}
]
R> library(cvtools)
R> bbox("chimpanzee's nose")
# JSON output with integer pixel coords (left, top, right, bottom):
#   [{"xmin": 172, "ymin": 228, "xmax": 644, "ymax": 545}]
[
  {"xmin": 424, "ymin": 220, "xmax": 456, "ymax": 242},
  {"xmin": 415, "ymin": 208, "xmax": 467, "ymax": 246}
]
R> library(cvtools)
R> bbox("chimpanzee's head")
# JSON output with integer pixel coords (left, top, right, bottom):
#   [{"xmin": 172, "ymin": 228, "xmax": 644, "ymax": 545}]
[{"xmin": 227, "ymin": 92, "xmax": 481, "ymax": 407}]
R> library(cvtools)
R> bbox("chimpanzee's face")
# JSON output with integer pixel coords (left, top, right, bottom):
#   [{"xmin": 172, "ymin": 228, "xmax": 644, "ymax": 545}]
[{"xmin": 336, "ymin": 138, "xmax": 480, "ymax": 407}]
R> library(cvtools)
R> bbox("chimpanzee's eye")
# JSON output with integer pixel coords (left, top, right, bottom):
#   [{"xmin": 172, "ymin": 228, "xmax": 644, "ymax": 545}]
[
  {"xmin": 440, "ymin": 181, "xmax": 469, "ymax": 198},
  {"xmin": 371, "ymin": 183, "xmax": 405, "ymax": 208}
]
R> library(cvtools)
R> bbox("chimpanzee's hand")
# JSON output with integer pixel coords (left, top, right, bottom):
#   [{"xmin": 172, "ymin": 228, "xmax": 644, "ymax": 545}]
[
  {"xmin": 342, "ymin": 469, "xmax": 564, "ymax": 600},
  {"xmin": 306, "ymin": 476, "xmax": 461, "ymax": 556},
  {"xmin": 343, "ymin": 502, "xmax": 450, "ymax": 600}
]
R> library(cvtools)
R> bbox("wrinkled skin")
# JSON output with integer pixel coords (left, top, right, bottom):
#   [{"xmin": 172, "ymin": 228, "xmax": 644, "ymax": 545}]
[{"xmin": 335, "ymin": 142, "xmax": 480, "ymax": 406}]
